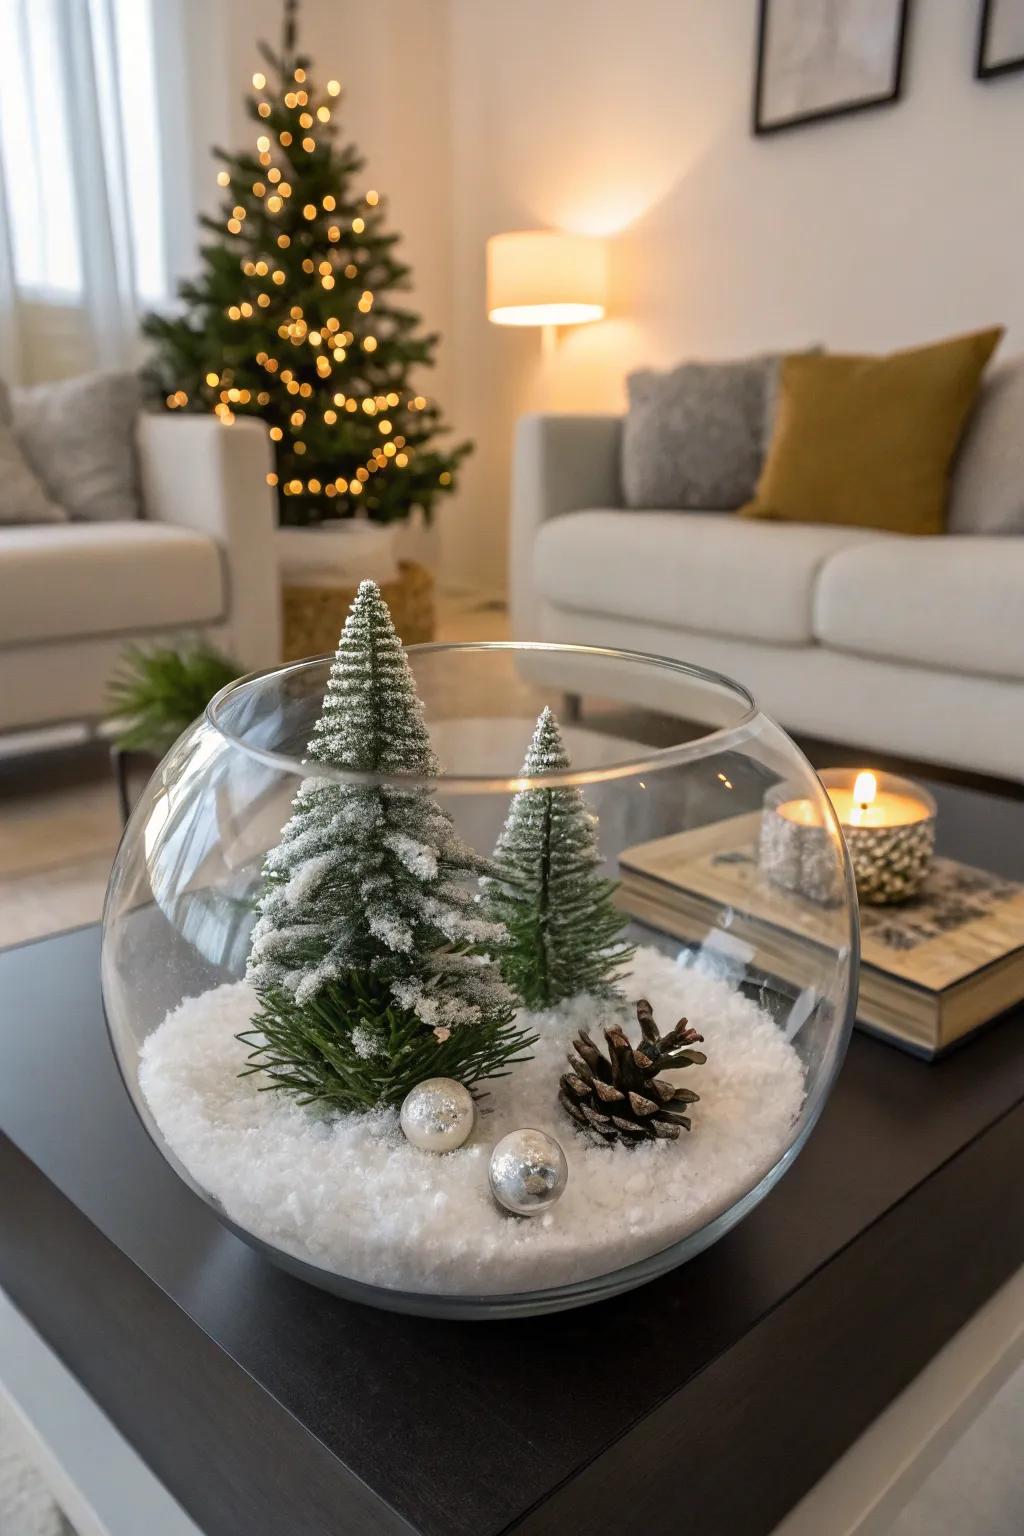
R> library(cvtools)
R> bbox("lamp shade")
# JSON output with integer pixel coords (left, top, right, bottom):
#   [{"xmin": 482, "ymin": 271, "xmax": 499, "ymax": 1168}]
[{"xmin": 486, "ymin": 231, "xmax": 607, "ymax": 326}]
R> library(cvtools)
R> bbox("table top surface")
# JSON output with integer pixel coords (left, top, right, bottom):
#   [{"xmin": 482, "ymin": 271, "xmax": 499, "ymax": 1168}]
[{"xmin": 2, "ymin": 769, "xmax": 1023, "ymax": 1536}]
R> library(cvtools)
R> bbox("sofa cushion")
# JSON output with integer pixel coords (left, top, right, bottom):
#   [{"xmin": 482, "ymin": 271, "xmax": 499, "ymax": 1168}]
[
  {"xmin": 0, "ymin": 417, "xmax": 66, "ymax": 524},
  {"xmin": 0, "ymin": 522, "xmax": 225, "ymax": 647},
  {"xmin": 533, "ymin": 509, "xmax": 888, "ymax": 645},
  {"xmin": 948, "ymin": 354, "xmax": 1024, "ymax": 535},
  {"xmin": 622, "ymin": 355, "xmax": 782, "ymax": 511},
  {"xmin": 814, "ymin": 537, "xmax": 1024, "ymax": 682},
  {"xmin": 10, "ymin": 371, "xmax": 142, "ymax": 522},
  {"xmin": 741, "ymin": 328, "xmax": 1003, "ymax": 536}
]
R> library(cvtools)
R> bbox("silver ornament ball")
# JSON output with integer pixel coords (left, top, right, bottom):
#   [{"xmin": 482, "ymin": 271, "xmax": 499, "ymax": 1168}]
[
  {"xmin": 400, "ymin": 1077, "xmax": 475, "ymax": 1153},
  {"xmin": 488, "ymin": 1128, "xmax": 568, "ymax": 1216}
]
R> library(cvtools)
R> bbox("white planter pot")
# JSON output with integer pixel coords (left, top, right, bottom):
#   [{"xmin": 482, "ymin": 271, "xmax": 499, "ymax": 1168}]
[{"xmin": 275, "ymin": 522, "xmax": 400, "ymax": 588}]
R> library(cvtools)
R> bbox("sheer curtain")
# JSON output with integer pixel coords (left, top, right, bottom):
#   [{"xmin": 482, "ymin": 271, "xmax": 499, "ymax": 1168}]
[{"xmin": 0, "ymin": 0, "xmax": 191, "ymax": 383}]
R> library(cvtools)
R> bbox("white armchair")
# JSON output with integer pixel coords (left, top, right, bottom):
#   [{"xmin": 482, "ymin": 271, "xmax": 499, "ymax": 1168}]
[
  {"xmin": 137, "ymin": 415, "xmax": 281, "ymax": 677},
  {"xmin": 0, "ymin": 414, "xmax": 281, "ymax": 736}
]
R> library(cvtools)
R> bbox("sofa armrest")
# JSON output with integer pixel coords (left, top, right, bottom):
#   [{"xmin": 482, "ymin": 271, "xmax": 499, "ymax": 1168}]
[
  {"xmin": 137, "ymin": 414, "xmax": 282, "ymax": 671},
  {"xmin": 509, "ymin": 413, "xmax": 623, "ymax": 637}
]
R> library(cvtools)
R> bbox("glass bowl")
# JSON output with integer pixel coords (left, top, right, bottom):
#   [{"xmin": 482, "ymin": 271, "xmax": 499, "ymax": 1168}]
[{"xmin": 102, "ymin": 642, "xmax": 858, "ymax": 1318}]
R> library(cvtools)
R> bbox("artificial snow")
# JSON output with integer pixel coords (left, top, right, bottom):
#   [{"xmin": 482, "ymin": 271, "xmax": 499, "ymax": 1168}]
[{"xmin": 138, "ymin": 945, "xmax": 805, "ymax": 1296}]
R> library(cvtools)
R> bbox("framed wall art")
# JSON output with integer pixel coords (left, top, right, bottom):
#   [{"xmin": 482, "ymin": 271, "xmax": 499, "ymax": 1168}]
[
  {"xmin": 976, "ymin": 0, "xmax": 1024, "ymax": 79},
  {"xmin": 754, "ymin": 0, "xmax": 910, "ymax": 135}
]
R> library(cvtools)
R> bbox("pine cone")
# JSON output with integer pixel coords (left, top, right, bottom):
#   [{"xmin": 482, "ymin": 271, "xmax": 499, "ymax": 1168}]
[{"xmin": 558, "ymin": 998, "xmax": 705, "ymax": 1144}]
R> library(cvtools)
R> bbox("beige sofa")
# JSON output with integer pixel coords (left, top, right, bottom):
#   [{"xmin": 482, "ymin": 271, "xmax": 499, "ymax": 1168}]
[
  {"xmin": 511, "ymin": 414, "xmax": 1024, "ymax": 782},
  {"xmin": 0, "ymin": 416, "xmax": 281, "ymax": 736}
]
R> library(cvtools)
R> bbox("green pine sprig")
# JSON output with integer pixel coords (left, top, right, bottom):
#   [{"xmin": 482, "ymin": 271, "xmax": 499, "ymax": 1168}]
[
  {"xmin": 106, "ymin": 639, "xmax": 238, "ymax": 754},
  {"xmin": 239, "ymin": 971, "xmax": 536, "ymax": 1113}
]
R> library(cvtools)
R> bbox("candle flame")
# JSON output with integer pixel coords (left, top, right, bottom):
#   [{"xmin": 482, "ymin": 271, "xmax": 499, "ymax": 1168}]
[{"xmin": 853, "ymin": 771, "xmax": 877, "ymax": 811}]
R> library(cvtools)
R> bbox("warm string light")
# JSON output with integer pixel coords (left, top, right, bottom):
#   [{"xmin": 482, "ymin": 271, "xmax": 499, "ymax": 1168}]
[{"xmin": 193, "ymin": 73, "xmax": 435, "ymax": 508}]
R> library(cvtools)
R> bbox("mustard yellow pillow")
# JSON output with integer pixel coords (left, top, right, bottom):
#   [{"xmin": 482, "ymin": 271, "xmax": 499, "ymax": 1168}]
[{"xmin": 740, "ymin": 328, "xmax": 1003, "ymax": 535}]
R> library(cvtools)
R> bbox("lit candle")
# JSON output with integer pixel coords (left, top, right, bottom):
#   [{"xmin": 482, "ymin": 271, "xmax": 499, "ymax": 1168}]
[
  {"xmin": 761, "ymin": 769, "xmax": 937, "ymax": 906},
  {"xmin": 827, "ymin": 771, "xmax": 930, "ymax": 832}
]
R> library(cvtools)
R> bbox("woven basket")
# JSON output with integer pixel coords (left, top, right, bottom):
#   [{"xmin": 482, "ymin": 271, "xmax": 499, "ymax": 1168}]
[{"xmin": 282, "ymin": 559, "xmax": 435, "ymax": 661}]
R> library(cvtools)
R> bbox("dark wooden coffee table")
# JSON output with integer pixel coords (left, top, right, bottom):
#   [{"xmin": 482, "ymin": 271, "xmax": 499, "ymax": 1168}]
[{"xmin": 1, "ymin": 769, "xmax": 1023, "ymax": 1536}]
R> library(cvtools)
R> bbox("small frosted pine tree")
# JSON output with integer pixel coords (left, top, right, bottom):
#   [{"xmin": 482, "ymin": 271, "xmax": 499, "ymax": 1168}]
[
  {"xmin": 241, "ymin": 581, "xmax": 533, "ymax": 1110},
  {"xmin": 481, "ymin": 707, "xmax": 634, "ymax": 1010}
]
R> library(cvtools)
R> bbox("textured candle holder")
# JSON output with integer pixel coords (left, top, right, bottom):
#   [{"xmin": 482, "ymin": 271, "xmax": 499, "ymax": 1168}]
[
  {"xmin": 758, "ymin": 783, "xmax": 845, "ymax": 906},
  {"xmin": 821, "ymin": 769, "xmax": 936, "ymax": 906},
  {"xmin": 760, "ymin": 771, "xmax": 937, "ymax": 908}
]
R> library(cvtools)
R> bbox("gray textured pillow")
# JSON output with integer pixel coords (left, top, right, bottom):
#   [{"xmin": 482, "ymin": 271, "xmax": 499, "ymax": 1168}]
[
  {"xmin": 12, "ymin": 370, "xmax": 142, "ymax": 522},
  {"xmin": 0, "ymin": 416, "xmax": 67, "ymax": 523},
  {"xmin": 948, "ymin": 355, "xmax": 1024, "ymax": 534},
  {"xmin": 622, "ymin": 355, "xmax": 781, "ymax": 510}
]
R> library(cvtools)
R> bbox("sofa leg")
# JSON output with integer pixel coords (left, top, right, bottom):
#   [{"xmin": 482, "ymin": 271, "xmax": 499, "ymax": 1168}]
[
  {"xmin": 563, "ymin": 692, "xmax": 582, "ymax": 724},
  {"xmin": 111, "ymin": 746, "xmax": 132, "ymax": 828}
]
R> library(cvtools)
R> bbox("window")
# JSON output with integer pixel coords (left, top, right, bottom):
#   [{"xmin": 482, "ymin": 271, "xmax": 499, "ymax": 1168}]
[{"xmin": 0, "ymin": 0, "xmax": 168, "ymax": 304}]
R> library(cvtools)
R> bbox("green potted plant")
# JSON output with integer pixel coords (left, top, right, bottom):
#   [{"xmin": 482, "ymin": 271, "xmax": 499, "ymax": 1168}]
[{"xmin": 105, "ymin": 640, "xmax": 239, "ymax": 821}]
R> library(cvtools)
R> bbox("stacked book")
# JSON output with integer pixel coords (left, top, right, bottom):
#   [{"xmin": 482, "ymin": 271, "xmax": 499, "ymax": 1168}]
[{"xmin": 617, "ymin": 812, "xmax": 1024, "ymax": 1060}]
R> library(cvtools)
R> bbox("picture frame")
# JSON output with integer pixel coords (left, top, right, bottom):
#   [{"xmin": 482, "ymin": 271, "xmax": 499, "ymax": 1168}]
[
  {"xmin": 976, "ymin": 0, "xmax": 1024, "ymax": 79},
  {"xmin": 753, "ymin": 0, "xmax": 911, "ymax": 136}
]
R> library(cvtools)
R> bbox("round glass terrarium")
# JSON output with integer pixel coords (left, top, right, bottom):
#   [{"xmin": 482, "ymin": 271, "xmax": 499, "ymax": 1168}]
[{"xmin": 102, "ymin": 642, "xmax": 858, "ymax": 1319}]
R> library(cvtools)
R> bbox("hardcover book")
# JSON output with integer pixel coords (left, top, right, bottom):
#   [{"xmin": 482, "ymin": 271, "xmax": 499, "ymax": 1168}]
[{"xmin": 618, "ymin": 813, "xmax": 1024, "ymax": 1059}]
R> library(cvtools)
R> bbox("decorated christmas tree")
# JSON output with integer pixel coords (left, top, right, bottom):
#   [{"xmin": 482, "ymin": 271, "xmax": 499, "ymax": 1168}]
[
  {"xmin": 241, "ymin": 581, "xmax": 533, "ymax": 1110},
  {"xmin": 481, "ymin": 708, "xmax": 634, "ymax": 1010},
  {"xmin": 143, "ymin": 0, "xmax": 470, "ymax": 527}
]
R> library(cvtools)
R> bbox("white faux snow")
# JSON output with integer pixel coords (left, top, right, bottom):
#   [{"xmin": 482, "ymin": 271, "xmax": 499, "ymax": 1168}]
[{"xmin": 138, "ymin": 945, "xmax": 806, "ymax": 1297}]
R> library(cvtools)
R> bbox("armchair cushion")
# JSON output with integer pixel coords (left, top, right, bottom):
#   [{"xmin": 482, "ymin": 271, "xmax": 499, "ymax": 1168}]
[
  {"xmin": 8, "ymin": 370, "xmax": 142, "ymax": 522},
  {"xmin": 0, "ymin": 522, "xmax": 223, "ymax": 647},
  {"xmin": 0, "ymin": 408, "xmax": 66, "ymax": 524}
]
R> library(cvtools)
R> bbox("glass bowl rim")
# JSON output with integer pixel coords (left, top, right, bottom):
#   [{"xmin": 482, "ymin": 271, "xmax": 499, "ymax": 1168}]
[{"xmin": 205, "ymin": 640, "xmax": 771, "ymax": 793}]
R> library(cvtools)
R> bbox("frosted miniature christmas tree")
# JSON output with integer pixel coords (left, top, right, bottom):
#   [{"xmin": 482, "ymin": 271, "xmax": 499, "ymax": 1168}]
[
  {"xmin": 481, "ymin": 707, "xmax": 634, "ymax": 1010},
  {"xmin": 241, "ymin": 581, "xmax": 533, "ymax": 1110}
]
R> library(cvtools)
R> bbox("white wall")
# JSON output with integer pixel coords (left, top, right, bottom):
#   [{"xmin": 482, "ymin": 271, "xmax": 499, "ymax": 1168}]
[
  {"xmin": 443, "ymin": 0, "xmax": 1024, "ymax": 592},
  {"xmin": 188, "ymin": 1, "xmax": 1024, "ymax": 595}
]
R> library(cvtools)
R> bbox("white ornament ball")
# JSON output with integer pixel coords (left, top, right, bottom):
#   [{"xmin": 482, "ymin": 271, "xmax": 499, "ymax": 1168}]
[
  {"xmin": 399, "ymin": 1077, "xmax": 475, "ymax": 1153},
  {"xmin": 488, "ymin": 1128, "xmax": 568, "ymax": 1216}
]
